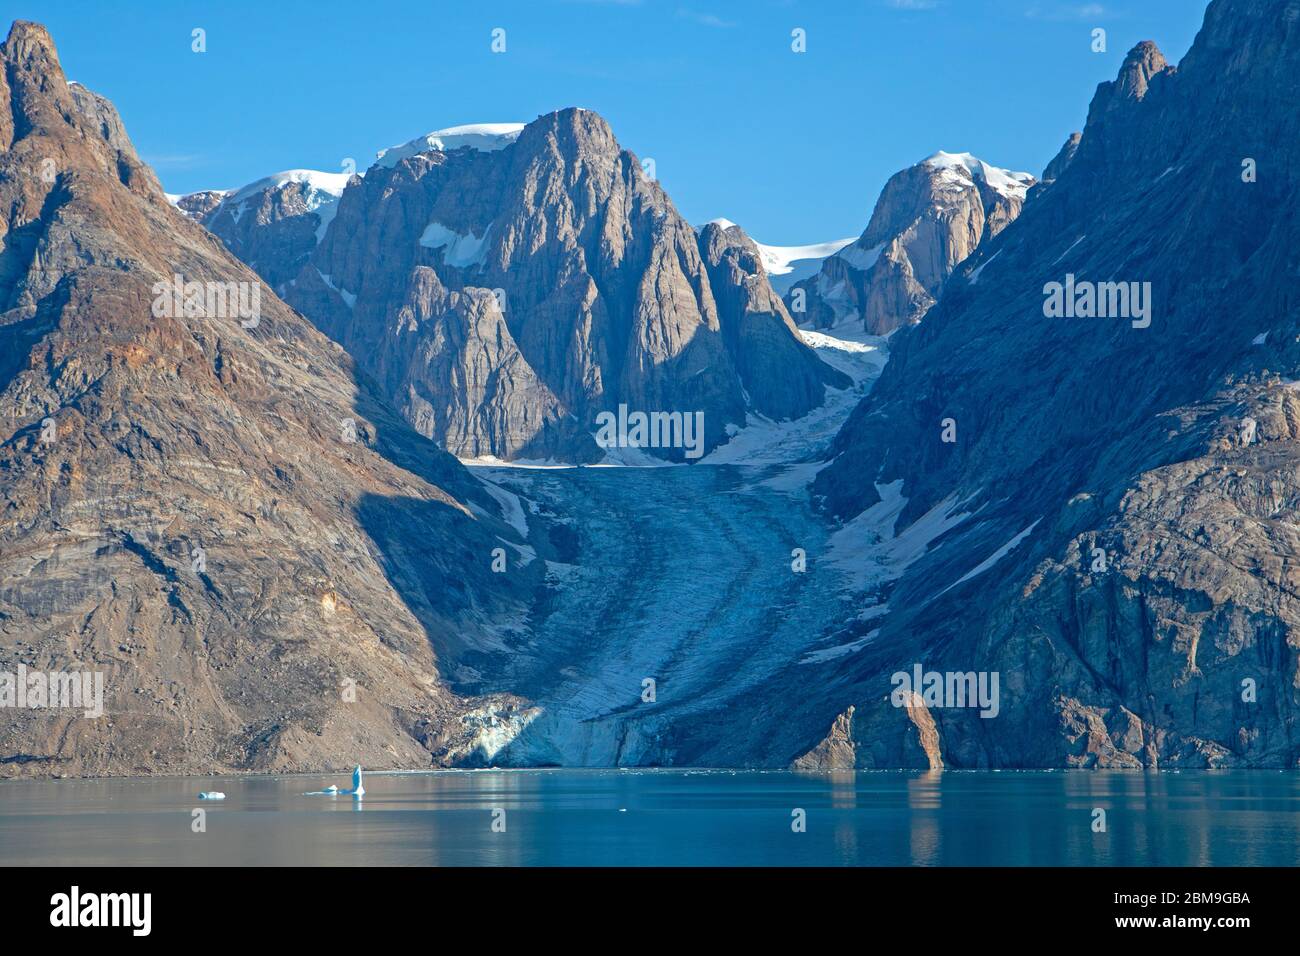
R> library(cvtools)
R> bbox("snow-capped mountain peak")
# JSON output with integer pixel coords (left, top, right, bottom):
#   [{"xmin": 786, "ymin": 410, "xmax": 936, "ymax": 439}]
[
  {"xmin": 375, "ymin": 122, "xmax": 526, "ymax": 168},
  {"xmin": 224, "ymin": 168, "xmax": 354, "ymax": 205},
  {"xmin": 786, "ymin": 150, "xmax": 1035, "ymax": 334},
  {"xmin": 209, "ymin": 168, "xmax": 355, "ymax": 243},
  {"xmin": 922, "ymin": 150, "xmax": 1035, "ymax": 200}
]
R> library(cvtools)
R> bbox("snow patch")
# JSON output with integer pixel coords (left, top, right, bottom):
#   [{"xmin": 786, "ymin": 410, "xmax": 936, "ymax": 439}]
[
  {"xmin": 1051, "ymin": 234, "xmax": 1087, "ymax": 266},
  {"xmin": 825, "ymin": 481, "xmax": 972, "ymax": 592},
  {"xmin": 800, "ymin": 630, "xmax": 879, "ymax": 664},
  {"xmin": 376, "ymin": 123, "xmax": 525, "ymax": 168},
  {"xmin": 934, "ymin": 519, "xmax": 1041, "ymax": 600},
  {"xmin": 923, "ymin": 150, "xmax": 1035, "ymax": 200},
  {"xmin": 316, "ymin": 269, "xmax": 356, "ymax": 308},
  {"xmin": 477, "ymin": 473, "xmax": 531, "ymax": 540},
  {"xmin": 836, "ymin": 241, "xmax": 885, "ymax": 272},
  {"xmin": 419, "ymin": 222, "xmax": 492, "ymax": 267},
  {"xmin": 968, "ymin": 249, "xmax": 1000, "ymax": 285}
]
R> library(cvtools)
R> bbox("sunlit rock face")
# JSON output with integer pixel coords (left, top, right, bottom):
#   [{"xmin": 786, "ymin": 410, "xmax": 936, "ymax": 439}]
[
  {"xmin": 261, "ymin": 107, "xmax": 844, "ymax": 462},
  {"xmin": 0, "ymin": 20, "xmax": 539, "ymax": 777},
  {"xmin": 787, "ymin": 151, "xmax": 1034, "ymax": 335}
]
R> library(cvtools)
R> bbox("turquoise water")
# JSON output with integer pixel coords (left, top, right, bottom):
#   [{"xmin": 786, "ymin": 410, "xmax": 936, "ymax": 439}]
[{"xmin": 1, "ymin": 769, "xmax": 1297, "ymax": 866}]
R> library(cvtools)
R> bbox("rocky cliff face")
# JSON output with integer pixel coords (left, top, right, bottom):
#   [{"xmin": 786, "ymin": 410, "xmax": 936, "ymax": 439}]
[
  {"xmin": 1041, "ymin": 132, "xmax": 1082, "ymax": 185},
  {"xmin": 698, "ymin": 220, "xmax": 849, "ymax": 421},
  {"xmin": 799, "ymin": 0, "xmax": 1300, "ymax": 769},
  {"xmin": 788, "ymin": 152, "xmax": 1034, "ymax": 335},
  {"xmin": 198, "ymin": 170, "xmax": 353, "ymax": 295},
  {"xmin": 0, "ymin": 21, "xmax": 542, "ymax": 777},
  {"xmin": 170, "ymin": 189, "xmax": 227, "ymax": 222},
  {"xmin": 237, "ymin": 109, "xmax": 847, "ymax": 462}
]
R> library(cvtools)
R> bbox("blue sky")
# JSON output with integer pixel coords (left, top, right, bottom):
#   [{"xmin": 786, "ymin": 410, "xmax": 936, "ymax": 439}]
[{"xmin": 29, "ymin": 0, "xmax": 1206, "ymax": 243}]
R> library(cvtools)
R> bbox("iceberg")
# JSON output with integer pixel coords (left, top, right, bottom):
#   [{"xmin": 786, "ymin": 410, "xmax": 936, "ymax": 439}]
[{"xmin": 303, "ymin": 765, "xmax": 365, "ymax": 797}]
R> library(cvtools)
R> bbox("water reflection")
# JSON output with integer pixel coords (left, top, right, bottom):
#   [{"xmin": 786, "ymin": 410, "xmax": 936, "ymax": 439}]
[
  {"xmin": 0, "ymin": 769, "xmax": 1296, "ymax": 866},
  {"xmin": 906, "ymin": 772, "xmax": 942, "ymax": 865}
]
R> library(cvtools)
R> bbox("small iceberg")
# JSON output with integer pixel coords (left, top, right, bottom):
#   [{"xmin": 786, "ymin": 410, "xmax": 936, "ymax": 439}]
[
  {"xmin": 304, "ymin": 765, "xmax": 365, "ymax": 797},
  {"xmin": 198, "ymin": 791, "xmax": 225, "ymax": 800}
]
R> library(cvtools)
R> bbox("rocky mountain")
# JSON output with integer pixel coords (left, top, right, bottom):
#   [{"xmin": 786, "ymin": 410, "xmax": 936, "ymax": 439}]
[
  {"xmin": 186, "ymin": 170, "xmax": 353, "ymax": 294},
  {"xmin": 0, "ymin": 21, "xmax": 544, "ymax": 777},
  {"xmin": 796, "ymin": 0, "xmax": 1300, "ymax": 769},
  {"xmin": 1040, "ymin": 132, "xmax": 1082, "ymax": 186},
  {"xmin": 700, "ymin": 220, "xmax": 854, "ymax": 297},
  {"xmin": 5, "ymin": 0, "xmax": 1289, "ymax": 778},
  {"xmin": 788, "ymin": 151, "xmax": 1034, "ymax": 335},
  {"xmin": 697, "ymin": 220, "xmax": 854, "ymax": 422},
  {"xmin": 169, "ymin": 188, "xmax": 227, "ymax": 223},
  {"xmin": 222, "ymin": 110, "xmax": 846, "ymax": 462},
  {"xmin": 177, "ymin": 126, "xmax": 530, "ymax": 298}
]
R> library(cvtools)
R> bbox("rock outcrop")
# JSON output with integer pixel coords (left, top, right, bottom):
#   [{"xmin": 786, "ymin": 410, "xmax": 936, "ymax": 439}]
[
  {"xmin": 222, "ymin": 109, "xmax": 845, "ymax": 462},
  {"xmin": 698, "ymin": 220, "xmax": 849, "ymax": 421},
  {"xmin": 199, "ymin": 170, "xmax": 353, "ymax": 294},
  {"xmin": 170, "ymin": 189, "xmax": 227, "ymax": 223},
  {"xmin": 0, "ymin": 21, "xmax": 541, "ymax": 777},
  {"xmin": 1041, "ymin": 132, "xmax": 1081, "ymax": 185},
  {"xmin": 802, "ymin": 0, "xmax": 1300, "ymax": 769},
  {"xmin": 788, "ymin": 152, "xmax": 1034, "ymax": 334}
]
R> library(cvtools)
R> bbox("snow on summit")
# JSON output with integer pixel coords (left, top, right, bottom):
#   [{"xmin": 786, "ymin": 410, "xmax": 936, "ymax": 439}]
[
  {"xmin": 700, "ymin": 218, "xmax": 854, "ymax": 296},
  {"xmin": 923, "ymin": 150, "xmax": 1034, "ymax": 199},
  {"xmin": 375, "ymin": 123, "xmax": 525, "ymax": 168},
  {"xmin": 216, "ymin": 169, "xmax": 354, "ymax": 240},
  {"xmin": 225, "ymin": 169, "xmax": 353, "ymax": 204}
]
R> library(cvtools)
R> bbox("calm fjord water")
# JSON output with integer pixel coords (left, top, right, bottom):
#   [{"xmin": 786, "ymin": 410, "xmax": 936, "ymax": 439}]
[{"xmin": 2, "ymin": 769, "xmax": 1296, "ymax": 867}]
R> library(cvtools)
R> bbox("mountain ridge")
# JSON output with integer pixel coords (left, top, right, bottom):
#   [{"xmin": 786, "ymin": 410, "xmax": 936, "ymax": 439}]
[
  {"xmin": 0, "ymin": 20, "xmax": 542, "ymax": 777},
  {"xmin": 802, "ymin": 0, "xmax": 1300, "ymax": 769}
]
